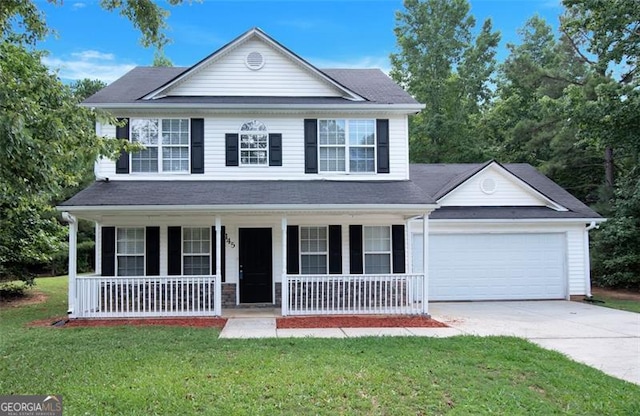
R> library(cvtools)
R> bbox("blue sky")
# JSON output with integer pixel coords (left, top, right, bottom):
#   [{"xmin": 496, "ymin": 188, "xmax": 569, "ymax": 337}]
[{"xmin": 38, "ymin": 0, "xmax": 564, "ymax": 83}]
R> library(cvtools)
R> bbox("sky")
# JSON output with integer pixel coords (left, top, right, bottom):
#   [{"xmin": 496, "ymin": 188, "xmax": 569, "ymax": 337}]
[{"xmin": 37, "ymin": 0, "xmax": 565, "ymax": 84}]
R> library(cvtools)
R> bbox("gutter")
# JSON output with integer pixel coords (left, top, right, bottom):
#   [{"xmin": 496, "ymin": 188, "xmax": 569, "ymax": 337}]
[
  {"xmin": 80, "ymin": 102, "xmax": 425, "ymax": 114},
  {"xmin": 584, "ymin": 220, "xmax": 600, "ymax": 298}
]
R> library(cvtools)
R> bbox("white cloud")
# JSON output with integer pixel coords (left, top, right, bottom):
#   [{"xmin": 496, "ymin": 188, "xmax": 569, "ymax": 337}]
[
  {"xmin": 43, "ymin": 50, "xmax": 137, "ymax": 83},
  {"xmin": 72, "ymin": 2, "xmax": 86, "ymax": 10},
  {"xmin": 71, "ymin": 50, "xmax": 115, "ymax": 61},
  {"xmin": 309, "ymin": 56, "xmax": 391, "ymax": 74}
]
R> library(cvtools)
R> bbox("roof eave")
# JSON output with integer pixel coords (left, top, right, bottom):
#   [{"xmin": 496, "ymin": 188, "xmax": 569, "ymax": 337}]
[{"xmin": 79, "ymin": 102, "xmax": 425, "ymax": 114}]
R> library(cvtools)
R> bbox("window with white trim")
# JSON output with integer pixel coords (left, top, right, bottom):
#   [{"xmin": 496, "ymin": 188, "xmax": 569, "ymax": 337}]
[
  {"xmin": 183, "ymin": 227, "xmax": 211, "ymax": 275},
  {"xmin": 130, "ymin": 118, "xmax": 189, "ymax": 173},
  {"xmin": 240, "ymin": 120, "xmax": 268, "ymax": 165},
  {"xmin": 364, "ymin": 226, "xmax": 391, "ymax": 274},
  {"xmin": 300, "ymin": 226, "xmax": 328, "ymax": 274},
  {"xmin": 319, "ymin": 119, "xmax": 375, "ymax": 173},
  {"xmin": 116, "ymin": 228, "xmax": 145, "ymax": 276}
]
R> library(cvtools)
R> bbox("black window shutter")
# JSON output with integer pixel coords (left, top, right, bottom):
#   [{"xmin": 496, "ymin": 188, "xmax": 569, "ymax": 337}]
[
  {"xmin": 225, "ymin": 133, "xmax": 239, "ymax": 166},
  {"xmin": 167, "ymin": 226, "xmax": 182, "ymax": 275},
  {"xmin": 392, "ymin": 225, "xmax": 406, "ymax": 274},
  {"xmin": 221, "ymin": 226, "xmax": 226, "ymax": 282},
  {"xmin": 269, "ymin": 133, "xmax": 282, "ymax": 166},
  {"xmin": 146, "ymin": 227, "xmax": 160, "ymax": 276},
  {"xmin": 304, "ymin": 119, "xmax": 318, "ymax": 173},
  {"xmin": 349, "ymin": 225, "xmax": 363, "ymax": 274},
  {"xmin": 328, "ymin": 225, "xmax": 342, "ymax": 274},
  {"xmin": 376, "ymin": 119, "xmax": 390, "ymax": 174},
  {"xmin": 210, "ymin": 227, "xmax": 226, "ymax": 280},
  {"xmin": 101, "ymin": 227, "xmax": 116, "ymax": 276},
  {"xmin": 191, "ymin": 118, "xmax": 205, "ymax": 174},
  {"xmin": 287, "ymin": 225, "xmax": 299, "ymax": 274},
  {"xmin": 211, "ymin": 226, "xmax": 217, "ymax": 277},
  {"xmin": 115, "ymin": 118, "xmax": 130, "ymax": 174}
]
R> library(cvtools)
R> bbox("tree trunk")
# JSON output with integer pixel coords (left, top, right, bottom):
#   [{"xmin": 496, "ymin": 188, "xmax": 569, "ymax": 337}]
[{"xmin": 604, "ymin": 146, "xmax": 614, "ymax": 190}]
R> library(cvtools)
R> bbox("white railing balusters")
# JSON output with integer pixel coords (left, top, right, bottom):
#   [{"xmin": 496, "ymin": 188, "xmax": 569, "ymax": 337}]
[
  {"xmin": 74, "ymin": 275, "xmax": 218, "ymax": 318},
  {"xmin": 283, "ymin": 274, "xmax": 424, "ymax": 316}
]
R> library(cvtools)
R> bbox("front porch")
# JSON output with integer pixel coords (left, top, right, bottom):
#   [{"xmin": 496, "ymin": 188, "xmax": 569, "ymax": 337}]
[{"xmin": 63, "ymin": 210, "xmax": 432, "ymax": 319}]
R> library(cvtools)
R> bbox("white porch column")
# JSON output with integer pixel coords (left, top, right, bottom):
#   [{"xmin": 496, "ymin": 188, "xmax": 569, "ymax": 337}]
[
  {"xmin": 94, "ymin": 223, "xmax": 101, "ymax": 275},
  {"xmin": 62, "ymin": 212, "xmax": 77, "ymax": 317},
  {"xmin": 215, "ymin": 216, "xmax": 222, "ymax": 316},
  {"xmin": 422, "ymin": 213, "xmax": 429, "ymax": 315},
  {"xmin": 281, "ymin": 216, "xmax": 288, "ymax": 316}
]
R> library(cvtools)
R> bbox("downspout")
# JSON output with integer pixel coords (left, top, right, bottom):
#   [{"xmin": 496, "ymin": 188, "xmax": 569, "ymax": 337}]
[
  {"xmin": 61, "ymin": 212, "xmax": 77, "ymax": 317},
  {"xmin": 584, "ymin": 221, "xmax": 598, "ymax": 298}
]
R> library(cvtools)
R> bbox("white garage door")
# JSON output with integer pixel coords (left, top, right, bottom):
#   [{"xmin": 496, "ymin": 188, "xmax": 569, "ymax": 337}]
[{"xmin": 412, "ymin": 233, "xmax": 566, "ymax": 301}]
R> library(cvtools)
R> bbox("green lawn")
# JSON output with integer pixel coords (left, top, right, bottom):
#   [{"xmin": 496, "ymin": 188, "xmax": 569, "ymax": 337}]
[
  {"xmin": 1, "ymin": 277, "xmax": 639, "ymax": 415},
  {"xmin": 589, "ymin": 292, "xmax": 640, "ymax": 314}
]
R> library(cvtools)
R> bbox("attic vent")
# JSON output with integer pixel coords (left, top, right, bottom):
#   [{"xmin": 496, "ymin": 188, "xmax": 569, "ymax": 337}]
[
  {"xmin": 245, "ymin": 51, "xmax": 265, "ymax": 70},
  {"xmin": 480, "ymin": 177, "xmax": 497, "ymax": 194}
]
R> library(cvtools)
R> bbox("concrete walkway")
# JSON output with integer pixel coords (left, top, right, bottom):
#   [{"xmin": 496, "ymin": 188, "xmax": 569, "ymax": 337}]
[{"xmin": 218, "ymin": 301, "xmax": 640, "ymax": 385}]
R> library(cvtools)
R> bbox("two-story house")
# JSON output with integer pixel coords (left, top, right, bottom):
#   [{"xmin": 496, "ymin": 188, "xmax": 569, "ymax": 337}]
[{"xmin": 59, "ymin": 28, "xmax": 602, "ymax": 319}]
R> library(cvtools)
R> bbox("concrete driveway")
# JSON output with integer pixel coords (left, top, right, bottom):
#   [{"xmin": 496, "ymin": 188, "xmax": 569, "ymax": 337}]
[{"xmin": 430, "ymin": 301, "xmax": 640, "ymax": 385}]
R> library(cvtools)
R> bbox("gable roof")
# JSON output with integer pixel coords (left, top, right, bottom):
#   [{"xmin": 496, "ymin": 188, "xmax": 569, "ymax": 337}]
[
  {"xmin": 410, "ymin": 163, "xmax": 601, "ymax": 220},
  {"xmin": 143, "ymin": 28, "xmax": 364, "ymax": 101},
  {"xmin": 82, "ymin": 28, "xmax": 421, "ymax": 110}
]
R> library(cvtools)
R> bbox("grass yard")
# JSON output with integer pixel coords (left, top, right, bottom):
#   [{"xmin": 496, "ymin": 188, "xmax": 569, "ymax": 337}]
[
  {"xmin": 590, "ymin": 287, "xmax": 640, "ymax": 313},
  {"xmin": 1, "ymin": 277, "xmax": 639, "ymax": 415}
]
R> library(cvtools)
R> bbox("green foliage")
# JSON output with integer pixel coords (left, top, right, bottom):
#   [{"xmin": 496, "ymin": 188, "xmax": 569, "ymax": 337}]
[
  {"xmin": 592, "ymin": 172, "xmax": 640, "ymax": 288},
  {"xmin": 0, "ymin": 281, "xmax": 28, "ymax": 299},
  {"xmin": 391, "ymin": 0, "xmax": 500, "ymax": 163},
  {"xmin": 152, "ymin": 50, "xmax": 174, "ymax": 67},
  {"xmin": 0, "ymin": 42, "xmax": 122, "ymax": 284}
]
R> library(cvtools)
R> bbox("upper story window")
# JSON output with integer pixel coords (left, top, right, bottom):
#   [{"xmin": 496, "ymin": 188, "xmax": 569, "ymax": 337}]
[
  {"xmin": 130, "ymin": 118, "xmax": 189, "ymax": 173},
  {"xmin": 240, "ymin": 120, "xmax": 268, "ymax": 166},
  {"xmin": 319, "ymin": 119, "xmax": 376, "ymax": 173}
]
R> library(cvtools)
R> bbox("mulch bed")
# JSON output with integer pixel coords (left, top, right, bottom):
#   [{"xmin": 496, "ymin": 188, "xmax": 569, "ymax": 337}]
[
  {"xmin": 28, "ymin": 317, "xmax": 227, "ymax": 328},
  {"xmin": 277, "ymin": 315, "xmax": 448, "ymax": 329}
]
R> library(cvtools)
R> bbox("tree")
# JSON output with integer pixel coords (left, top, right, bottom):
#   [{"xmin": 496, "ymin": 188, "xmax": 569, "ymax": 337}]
[
  {"xmin": 479, "ymin": 16, "xmax": 603, "ymax": 203},
  {"xmin": 153, "ymin": 50, "xmax": 174, "ymax": 67},
  {"xmin": 0, "ymin": 1, "xmax": 184, "ymax": 286},
  {"xmin": 390, "ymin": 0, "xmax": 500, "ymax": 163},
  {"xmin": 558, "ymin": 0, "xmax": 640, "ymax": 288}
]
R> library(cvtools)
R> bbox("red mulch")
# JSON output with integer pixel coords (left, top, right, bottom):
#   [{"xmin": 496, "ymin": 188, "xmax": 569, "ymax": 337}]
[
  {"xmin": 277, "ymin": 315, "xmax": 448, "ymax": 329},
  {"xmin": 29, "ymin": 317, "xmax": 227, "ymax": 328}
]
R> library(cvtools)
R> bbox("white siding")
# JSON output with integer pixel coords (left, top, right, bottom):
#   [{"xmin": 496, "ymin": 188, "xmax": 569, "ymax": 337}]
[
  {"xmin": 566, "ymin": 228, "xmax": 587, "ymax": 295},
  {"xmin": 94, "ymin": 115, "xmax": 409, "ymax": 180},
  {"xmin": 439, "ymin": 165, "xmax": 547, "ymax": 207},
  {"xmin": 166, "ymin": 39, "xmax": 343, "ymax": 97}
]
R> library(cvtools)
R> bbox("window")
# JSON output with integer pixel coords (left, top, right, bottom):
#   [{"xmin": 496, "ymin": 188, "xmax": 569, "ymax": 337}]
[
  {"xmin": 183, "ymin": 227, "xmax": 210, "ymax": 275},
  {"xmin": 116, "ymin": 228, "xmax": 145, "ymax": 276},
  {"xmin": 240, "ymin": 120, "xmax": 268, "ymax": 165},
  {"xmin": 300, "ymin": 226, "xmax": 328, "ymax": 274},
  {"xmin": 364, "ymin": 226, "xmax": 391, "ymax": 274},
  {"xmin": 319, "ymin": 119, "xmax": 375, "ymax": 173},
  {"xmin": 130, "ymin": 118, "xmax": 189, "ymax": 173}
]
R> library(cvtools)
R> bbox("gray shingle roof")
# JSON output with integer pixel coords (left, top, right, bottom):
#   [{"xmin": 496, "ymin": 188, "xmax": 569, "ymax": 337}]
[
  {"xmin": 83, "ymin": 67, "xmax": 187, "ymax": 104},
  {"xmin": 410, "ymin": 163, "xmax": 601, "ymax": 219},
  {"xmin": 60, "ymin": 180, "xmax": 435, "ymax": 207},
  {"xmin": 82, "ymin": 67, "xmax": 418, "ymax": 105}
]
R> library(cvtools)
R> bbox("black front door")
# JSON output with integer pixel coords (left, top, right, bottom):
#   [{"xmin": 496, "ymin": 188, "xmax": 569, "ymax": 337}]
[{"xmin": 239, "ymin": 228, "xmax": 273, "ymax": 303}]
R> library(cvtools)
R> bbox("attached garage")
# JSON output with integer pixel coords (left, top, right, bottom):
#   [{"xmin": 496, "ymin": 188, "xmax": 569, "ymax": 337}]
[{"xmin": 412, "ymin": 233, "xmax": 566, "ymax": 301}]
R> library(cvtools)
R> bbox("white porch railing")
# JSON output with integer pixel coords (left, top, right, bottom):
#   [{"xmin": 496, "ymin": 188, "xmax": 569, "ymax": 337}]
[
  {"xmin": 74, "ymin": 275, "xmax": 219, "ymax": 318},
  {"xmin": 282, "ymin": 274, "xmax": 424, "ymax": 316}
]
